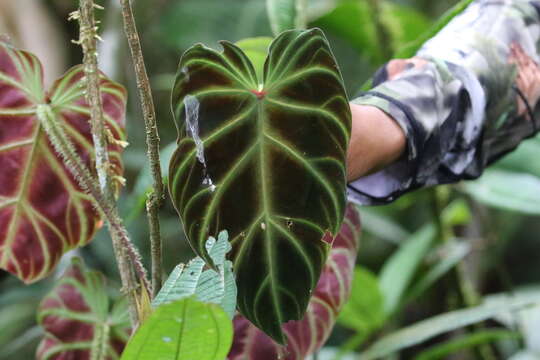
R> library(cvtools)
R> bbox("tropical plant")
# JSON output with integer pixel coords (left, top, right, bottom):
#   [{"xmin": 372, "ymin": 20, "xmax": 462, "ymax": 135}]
[{"xmin": 1, "ymin": 0, "xmax": 540, "ymax": 359}]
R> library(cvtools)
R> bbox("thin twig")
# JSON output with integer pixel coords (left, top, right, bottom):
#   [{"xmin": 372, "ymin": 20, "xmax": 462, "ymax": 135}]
[
  {"xmin": 64, "ymin": 0, "xmax": 151, "ymax": 325},
  {"xmin": 118, "ymin": 0, "xmax": 164, "ymax": 297}
]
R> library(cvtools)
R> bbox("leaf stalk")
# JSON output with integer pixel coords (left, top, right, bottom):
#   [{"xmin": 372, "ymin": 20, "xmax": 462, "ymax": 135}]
[{"xmin": 119, "ymin": 0, "xmax": 164, "ymax": 297}]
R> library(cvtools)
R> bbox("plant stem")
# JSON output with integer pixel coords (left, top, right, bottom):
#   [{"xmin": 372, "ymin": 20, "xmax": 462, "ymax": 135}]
[
  {"xmin": 79, "ymin": 0, "xmax": 115, "ymax": 203},
  {"xmin": 36, "ymin": 104, "xmax": 144, "ymax": 325},
  {"xmin": 366, "ymin": 0, "xmax": 394, "ymax": 61},
  {"xmin": 118, "ymin": 0, "xmax": 164, "ymax": 297}
]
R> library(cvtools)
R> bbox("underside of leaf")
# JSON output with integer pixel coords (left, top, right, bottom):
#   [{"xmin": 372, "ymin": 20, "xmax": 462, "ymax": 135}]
[
  {"xmin": 169, "ymin": 28, "xmax": 351, "ymax": 342},
  {"xmin": 0, "ymin": 41, "xmax": 126, "ymax": 283}
]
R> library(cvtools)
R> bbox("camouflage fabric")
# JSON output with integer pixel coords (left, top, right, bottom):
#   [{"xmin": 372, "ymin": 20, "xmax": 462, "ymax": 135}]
[{"xmin": 348, "ymin": 0, "xmax": 540, "ymax": 205}]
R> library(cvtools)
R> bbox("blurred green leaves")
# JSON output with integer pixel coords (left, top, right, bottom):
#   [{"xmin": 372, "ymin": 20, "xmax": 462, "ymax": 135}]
[
  {"xmin": 359, "ymin": 289, "xmax": 540, "ymax": 359},
  {"xmin": 463, "ymin": 169, "xmax": 540, "ymax": 215},
  {"xmin": 157, "ymin": 0, "xmax": 272, "ymax": 51},
  {"xmin": 337, "ymin": 267, "xmax": 386, "ymax": 337},
  {"xmin": 311, "ymin": 0, "xmax": 431, "ymax": 66}
]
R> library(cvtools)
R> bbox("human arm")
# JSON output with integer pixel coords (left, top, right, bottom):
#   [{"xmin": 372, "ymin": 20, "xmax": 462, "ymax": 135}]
[{"xmin": 346, "ymin": 0, "xmax": 540, "ymax": 205}]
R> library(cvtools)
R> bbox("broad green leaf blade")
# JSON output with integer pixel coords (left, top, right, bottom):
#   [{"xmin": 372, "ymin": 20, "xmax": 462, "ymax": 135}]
[
  {"xmin": 229, "ymin": 203, "xmax": 361, "ymax": 360},
  {"xmin": 267, "ymin": 0, "xmax": 297, "ymax": 35},
  {"xmin": 152, "ymin": 231, "xmax": 237, "ymax": 319},
  {"xmin": 169, "ymin": 28, "xmax": 351, "ymax": 343},
  {"xmin": 379, "ymin": 225, "xmax": 435, "ymax": 315},
  {"xmin": 337, "ymin": 267, "xmax": 386, "ymax": 337},
  {"xmin": 36, "ymin": 258, "xmax": 130, "ymax": 360},
  {"xmin": 359, "ymin": 291, "xmax": 540, "ymax": 360},
  {"xmin": 462, "ymin": 169, "xmax": 540, "ymax": 214},
  {"xmin": 121, "ymin": 298, "xmax": 233, "ymax": 360},
  {"xmin": 415, "ymin": 330, "xmax": 520, "ymax": 360},
  {"xmin": 0, "ymin": 41, "xmax": 127, "ymax": 283}
]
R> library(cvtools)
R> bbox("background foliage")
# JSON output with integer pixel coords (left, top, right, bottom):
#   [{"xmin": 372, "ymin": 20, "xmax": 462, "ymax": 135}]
[{"xmin": 1, "ymin": 0, "xmax": 540, "ymax": 359}]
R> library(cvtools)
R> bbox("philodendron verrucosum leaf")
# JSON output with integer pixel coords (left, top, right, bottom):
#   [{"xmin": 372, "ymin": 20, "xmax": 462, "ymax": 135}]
[
  {"xmin": 0, "ymin": 41, "xmax": 126, "ymax": 283},
  {"xmin": 169, "ymin": 28, "xmax": 351, "ymax": 343},
  {"xmin": 229, "ymin": 203, "xmax": 361, "ymax": 359},
  {"xmin": 36, "ymin": 257, "xmax": 131, "ymax": 360}
]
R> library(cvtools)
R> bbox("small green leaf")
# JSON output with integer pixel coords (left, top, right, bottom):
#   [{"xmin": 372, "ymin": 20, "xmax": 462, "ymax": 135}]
[
  {"xmin": 337, "ymin": 267, "xmax": 385, "ymax": 339},
  {"xmin": 463, "ymin": 169, "xmax": 540, "ymax": 215},
  {"xmin": 379, "ymin": 225, "xmax": 435, "ymax": 315},
  {"xmin": 266, "ymin": 0, "xmax": 297, "ymax": 35},
  {"xmin": 127, "ymin": 142, "xmax": 177, "ymax": 222},
  {"xmin": 236, "ymin": 37, "xmax": 273, "ymax": 81},
  {"xmin": 153, "ymin": 231, "xmax": 237, "ymax": 319},
  {"xmin": 121, "ymin": 298, "xmax": 233, "ymax": 360},
  {"xmin": 359, "ymin": 291, "xmax": 540, "ymax": 360}
]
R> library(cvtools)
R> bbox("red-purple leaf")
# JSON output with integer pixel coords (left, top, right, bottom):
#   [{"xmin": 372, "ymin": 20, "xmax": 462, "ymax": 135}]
[
  {"xmin": 0, "ymin": 41, "xmax": 127, "ymax": 283},
  {"xmin": 229, "ymin": 203, "xmax": 361, "ymax": 359},
  {"xmin": 36, "ymin": 257, "xmax": 130, "ymax": 360}
]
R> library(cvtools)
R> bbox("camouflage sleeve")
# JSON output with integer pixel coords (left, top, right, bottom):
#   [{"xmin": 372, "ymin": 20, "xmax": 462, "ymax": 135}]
[{"xmin": 348, "ymin": 0, "xmax": 540, "ymax": 205}]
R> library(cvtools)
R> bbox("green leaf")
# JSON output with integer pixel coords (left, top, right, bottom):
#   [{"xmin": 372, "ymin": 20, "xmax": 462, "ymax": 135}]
[
  {"xmin": 266, "ymin": 0, "xmax": 297, "ymax": 35},
  {"xmin": 495, "ymin": 135, "xmax": 540, "ymax": 178},
  {"xmin": 463, "ymin": 169, "xmax": 540, "ymax": 215},
  {"xmin": 358, "ymin": 290, "xmax": 540, "ymax": 360},
  {"xmin": 337, "ymin": 267, "xmax": 386, "ymax": 338},
  {"xmin": 404, "ymin": 241, "xmax": 471, "ymax": 305},
  {"xmin": 415, "ymin": 330, "xmax": 520, "ymax": 360},
  {"xmin": 394, "ymin": 0, "xmax": 474, "ymax": 58},
  {"xmin": 169, "ymin": 28, "xmax": 350, "ymax": 343},
  {"xmin": 236, "ymin": 37, "xmax": 273, "ymax": 81},
  {"xmin": 379, "ymin": 225, "xmax": 435, "ymax": 315},
  {"xmin": 152, "ymin": 231, "xmax": 237, "ymax": 319},
  {"xmin": 36, "ymin": 258, "xmax": 130, "ymax": 360},
  {"xmin": 358, "ymin": 207, "xmax": 409, "ymax": 244},
  {"xmin": 311, "ymin": 0, "xmax": 430, "ymax": 66},
  {"xmin": 121, "ymin": 298, "xmax": 233, "ymax": 360}
]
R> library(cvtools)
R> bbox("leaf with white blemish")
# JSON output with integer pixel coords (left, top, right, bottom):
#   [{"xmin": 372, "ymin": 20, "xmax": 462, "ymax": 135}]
[{"xmin": 169, "ymin": 28, "xmax": 351, "ymax": 343}]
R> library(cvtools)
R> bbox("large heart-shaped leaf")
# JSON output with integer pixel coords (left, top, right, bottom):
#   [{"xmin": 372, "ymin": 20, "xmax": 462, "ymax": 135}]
[
  {"xmin": 36, "ymin": 257, "xmax": 131, "ymax": 360},
  {"xmin": 0, "ymin": 41, "xmax": 126, "ymax": 283},
  {"xmin": 169, "ymin": 28, "xmax": 351, "ymax": 342},
  {"xmin": 229, "ymin": 203, "xmax": 361, "ymax": 359}
]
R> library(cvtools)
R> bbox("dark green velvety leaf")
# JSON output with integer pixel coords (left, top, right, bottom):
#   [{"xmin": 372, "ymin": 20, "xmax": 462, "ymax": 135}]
[{"xmin": 169, "ymin": 28, "xmax": 351, "ymax": 343}]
